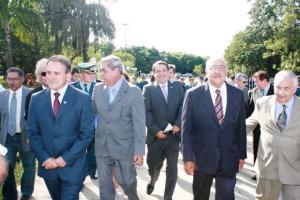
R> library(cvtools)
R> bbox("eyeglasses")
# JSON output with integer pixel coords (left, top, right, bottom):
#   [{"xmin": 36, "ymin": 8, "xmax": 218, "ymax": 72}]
[
  {"xmin": 242, "ymin": 81, "xmax": 247, "ymax": 84},
  {"xmin": 40, "ymin": 72, "xmax": 47, "ymax": 77}
]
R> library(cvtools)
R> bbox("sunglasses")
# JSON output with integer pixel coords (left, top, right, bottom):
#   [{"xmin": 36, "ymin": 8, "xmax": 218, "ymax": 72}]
[{"xmin": 41, "ymin": 72, "xmax": 47, "ymax": 77}]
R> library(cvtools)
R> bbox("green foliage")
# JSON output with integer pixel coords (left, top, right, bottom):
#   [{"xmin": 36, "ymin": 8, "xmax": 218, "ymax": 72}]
[{"xmin": 193, "ymin": 65, "xmax": 203, "ymax": 76}]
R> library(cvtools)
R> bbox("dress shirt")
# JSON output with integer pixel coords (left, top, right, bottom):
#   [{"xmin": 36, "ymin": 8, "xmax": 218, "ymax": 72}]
[
  {"xmin": 9, "ymin": 87, "xmax": 22, "ymax": 133},
  {"xmin": 208, "ymin": 82, "xmax": 227, "ymax": 117},
  {"xmin": 275, "ymin": 96, "xmax": 294, "ymax": 124},
  {"xmin": 80, "ymin": 81, "xmax": 91, "ymax": 92},
  {"xmin": 108, "ymin": 77, "xmax": 124, "ymax": 103},
  {"xmin": 158, "ymin": 82, "xmax": 168, "ymax": 100},
  {"xmin": 50, "ymin": 83, "xmax": 68, "ymax": 107},
  {"xmin": 261, "ymin": 83, "xmax": 270, "ymax": 96}
]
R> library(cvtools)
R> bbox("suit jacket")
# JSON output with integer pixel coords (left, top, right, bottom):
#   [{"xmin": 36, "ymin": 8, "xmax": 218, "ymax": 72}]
[
  {"xmin": 0, "ymin": 86, "xmax": 31, "ymax": 151},
  {"xmin": 24, "ymin": 85, "xmax": 43, "ymax": 121},
  {"xmin": 93, "ymin": 79, "xmax": 146, "ymax": 160},
  {"xmin": 247, "ymin": 84, "xmax": 274, "ymax": 117},
  {"xmin": 143, "ymin": 80, "xmax": 185, "ymax": 146},
  {"xmin": 71, "ymin": 81, "xmax": 95, "ymax": 96},
  {"xmin": 246, "ymin": 95, "xmax": 300, "ymax": 184},
  {"xmin": 27, "ymin": 85, "xmax": 94, "ymax": 182},
  {"xmin": 181, "ymin": 83, "xmax": 247, "ymax": 175}
]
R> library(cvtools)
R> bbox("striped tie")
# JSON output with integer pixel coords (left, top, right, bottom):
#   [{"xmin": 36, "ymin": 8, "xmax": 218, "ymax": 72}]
[{"xmin": 215, "ymin": 89, "xmax": 224, "ymax": 125}]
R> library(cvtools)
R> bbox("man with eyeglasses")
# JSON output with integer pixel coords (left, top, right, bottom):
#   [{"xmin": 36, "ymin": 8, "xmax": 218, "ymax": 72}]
[
  {"xmin": 24, "ymin": 58, "xmax": 49, "ymax": 121},
  {"xmin": 234, "ymin": 73, "xmax": 249, "ymax": 105},
  {"xmin": 0, "ymin": 67, "xmax": 35, "ymax": 200},
  {"xmin": 182, "ymin": 57, "xmax": 246, "ymax": 200}
]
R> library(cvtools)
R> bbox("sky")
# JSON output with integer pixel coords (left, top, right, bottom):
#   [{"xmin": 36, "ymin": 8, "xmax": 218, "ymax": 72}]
[{"xmin": 102, "ymin": 0, "xmax": 252, "ymax": 57}]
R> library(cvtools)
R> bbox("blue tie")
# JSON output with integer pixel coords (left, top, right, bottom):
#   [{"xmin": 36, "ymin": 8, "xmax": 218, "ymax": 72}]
[
  {"xmin": 109, "ymin": 88, "xmax": 116, "ymax": 104},
  {"xmin": 8, "ymin": 92, "xmax": 17, "ymax": 136}
]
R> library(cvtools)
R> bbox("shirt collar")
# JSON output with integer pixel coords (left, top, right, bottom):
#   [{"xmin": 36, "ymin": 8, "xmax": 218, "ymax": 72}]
[
  {"xmin": 158, "ymin": 81, "xmax": 168, "ymax": 88},
  {"xmin": 10, "ymin": 86, "xmax": 22, "ymax": 96},
  {"xmin": 208, "ymin": 82, "xmax": 226, "ymax": 93},
  {"xmin": 50, "ymin": 83, "xmax": 68, "ymax": 98},
  {"xmin": 108, "ymin": 77, "xmax": 124, "ymax": 92},
  {"xmin": 276, "ymin": 96, "xmax": 295, "ymax": 109}
]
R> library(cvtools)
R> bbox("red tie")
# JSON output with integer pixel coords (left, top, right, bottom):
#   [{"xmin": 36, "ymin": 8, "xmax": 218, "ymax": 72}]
[
  {"xmin": 215, "ymin": 89, "xmax": 224, "ymax": 125},
  {"xmin": 53, "ymin": 92, "xmax": 60, "ymax": 118}
]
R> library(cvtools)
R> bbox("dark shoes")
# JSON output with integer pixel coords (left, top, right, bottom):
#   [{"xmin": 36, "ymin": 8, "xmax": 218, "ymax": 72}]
[
  {"xmin": 146, "ymin": 183, "xmax": 154, "ymax": 195},
  {"xmin": 90, "ymin": 174, "xmax": 98, "ymax": 180},
  {"xmin": 20, "ymin": 195, "xmax": 32, "ymax": 200},
  {"xmin": 251, "ymin": 175, "xmax": 257, "ymax": 181}
]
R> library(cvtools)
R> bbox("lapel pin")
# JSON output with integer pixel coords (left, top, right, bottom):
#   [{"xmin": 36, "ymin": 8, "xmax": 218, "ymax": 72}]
[{"xmin": 64, "ymin": 101, "xmax": 67, "ymax": 104}]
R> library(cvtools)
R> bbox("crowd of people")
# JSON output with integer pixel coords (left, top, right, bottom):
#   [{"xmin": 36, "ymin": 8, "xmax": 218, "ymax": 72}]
[{"xmin": 0, "ymin": 54, "xmax": 299, "ymax": 200}]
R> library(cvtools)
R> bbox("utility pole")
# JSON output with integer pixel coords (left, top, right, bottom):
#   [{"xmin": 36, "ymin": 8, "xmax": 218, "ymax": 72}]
[{"xmin": 122, "ymin": 23, "xmax": 129, "ymax": 49}]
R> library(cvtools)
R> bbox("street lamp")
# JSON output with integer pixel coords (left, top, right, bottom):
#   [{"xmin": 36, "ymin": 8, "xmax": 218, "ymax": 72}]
[{"xmin": 122, "ymin": 23, "xmax": 129, "ymax": 49}]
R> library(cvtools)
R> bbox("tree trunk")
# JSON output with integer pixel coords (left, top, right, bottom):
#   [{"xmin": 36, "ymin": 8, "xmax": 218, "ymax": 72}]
[
  {"xmin": 3, "ymin": 19, "xmax": 13, "ymax": 71},
  {"xmin": 82, "ymin": 16, "xmax": 89, "ymax": 62}
]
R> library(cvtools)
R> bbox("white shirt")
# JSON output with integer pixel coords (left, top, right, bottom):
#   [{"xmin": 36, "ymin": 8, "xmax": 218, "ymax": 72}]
[
  {"xmin": 275, "ymin": 96, "xmax": 294, "ymax": 124},
  {"xmin": 208, "ymin": 82, "xmax": 227, "ymax": 117},
  {"xmin": 9, "ymin": 87, "xmax": 22, "ymax": 133},
  {"xmin": 50, "ymin": 83, "xmax": 68, "ymax": 107}
]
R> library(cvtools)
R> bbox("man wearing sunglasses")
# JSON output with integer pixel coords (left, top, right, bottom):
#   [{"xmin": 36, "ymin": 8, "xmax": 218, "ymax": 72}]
[
  {"xmin": 234, "ymin": 73, "xmax": 249, "ymax": 105},
  {"xmin": 24, "ymin": 58, "xmax": 49, "ymax": 121}
]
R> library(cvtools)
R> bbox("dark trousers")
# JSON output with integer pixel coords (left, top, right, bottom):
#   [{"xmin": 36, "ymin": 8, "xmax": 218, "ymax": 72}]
[
  {"xmin": 253, "ymin": 126, "xmax": 261, "ymax": 163},
  {"xmin": 44, "ymin": 177, "xmax": 83, "ymax": 200},
  {"xmin": 2, "ymin": 134, "xmax": 35, "ymax": 200},
  {"xmin": 86, "ymin": 137, "xmax": 97, "ymax": 176},
  {"xmin": 147, "ymin": 134, "xmax": 180, "ymax": 200},
  {"xmin": 193, "ymin": 170, "xmax": 236, "ymax": 200}
]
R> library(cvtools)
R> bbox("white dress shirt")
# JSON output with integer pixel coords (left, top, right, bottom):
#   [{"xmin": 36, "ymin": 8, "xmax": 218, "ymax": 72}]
[
  {"xmin": 50, "ymin": 83, "xmax": 69, "ymax": 107},
  {"xmin": 9, "ymin": 87, "xmax": 22, "ymax": 133},
  {"xmin": 208, "ymin": 82, "xmax": 227, "ymax": 117}
]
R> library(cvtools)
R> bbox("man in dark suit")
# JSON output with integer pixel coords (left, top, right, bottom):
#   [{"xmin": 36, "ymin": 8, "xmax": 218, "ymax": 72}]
[
  {"xmin": 24, "ymin": 58, "xmax": 48, "ymax": 121},
  {"xmin": 247, "ymin": 71, "xmax": 274, "ymax": 180},
  {"xmin": 71, "ymin": 62, "xmax": 98, "ymax": 180},
  {"xmin": 181, "ymin": 58, "xmax": 247, "ymax": 200},
  {"xmin": 144, "ymin": 60, "xmax": 185, "ymax": 200},
  {"xmin": 27, "ymin": 55, "xmax": 95, "ymax": 200},
  {"xmin": 0, "ymin": 67, "xmax": 35, "ymax": 200}
]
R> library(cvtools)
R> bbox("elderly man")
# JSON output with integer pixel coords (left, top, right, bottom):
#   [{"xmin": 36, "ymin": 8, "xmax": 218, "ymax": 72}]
[
  {"xmin": 0, "ymin": 67, "xmax": 35, "ymax": 200},
  {"xmin": 25, "ymin": 58, "xmax": 48, "ymax": 121},
  {"xmin": 181, "ymin": 57, "xmax": 247, "ymax": 200},
  {"xmin": 93, "ymin": 55, "xmax": 145, "ymax": 200},
  {"xmin": 234, "ymin": 73, "xmax": 248, "ymax": 103},
  {"xmin": 246, "ymin": 70, "xmax": 300, "ymax": 200}
]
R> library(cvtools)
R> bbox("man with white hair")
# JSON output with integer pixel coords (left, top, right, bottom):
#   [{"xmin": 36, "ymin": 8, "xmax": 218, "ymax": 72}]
[{"xmin": 247, "ymin": 70, "xmax": 300, "ymax": 200}]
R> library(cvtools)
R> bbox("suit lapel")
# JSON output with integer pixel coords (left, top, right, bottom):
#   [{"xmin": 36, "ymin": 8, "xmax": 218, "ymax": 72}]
[
  {"xmin": 110, "ymin": 80, "xmax": 128, "ymax": 107},
  {"xmin": 283, "ymin": 96, "xmax": 299, "ymax": 132},
  {"xmin": 3, "ymin": 90, "xmax": 10, "ymax": 116},
  {"xmin": 203, "ymin": 83, "xmax": 219, "ymax": 125},
  {"xmin": 20, "ymin": 87, "xmax": 26, "ymax": 122},
  {"xmin": 57, "ymin": 85, "xmax": 72, "ymax": 119},
  {"xmin": 154, "ymin": 82, "xmax": 168, "ymax": 105},
  {"xmin": 44, "ymin": 89, "xmax": 54, "ymax": 121}
]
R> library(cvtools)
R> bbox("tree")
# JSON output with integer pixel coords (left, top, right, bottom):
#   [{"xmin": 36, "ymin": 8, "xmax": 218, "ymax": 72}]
[{"xmin": 193, "ymin": 65, "xmax": 203, "ymax": 76}]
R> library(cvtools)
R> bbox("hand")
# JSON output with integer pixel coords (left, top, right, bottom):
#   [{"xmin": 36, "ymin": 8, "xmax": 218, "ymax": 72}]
[
  {"xmin": 239, "ymin": 159, "xmax": 245, "ymax": 170},
  {"xmin": 56, "ymin": 156, "xmax": 67, "ymax": 168},
  {"xmin": 43, "ymin": 158, "xmax": 58, "ymax": 169},
  {"xmin": 184, "ymin": 161, "xmax": 195, "ymax": 175},
  {"xmin": 172, "ymin": 125, "xmax": 180, "ymax": 134},
  {"xmin": 156, "ymin": 130, "xmax": 166, "ymax": 139},
  {"xmin": 133, "ymin": 155, "xmax": 144, "ymax": 166}
]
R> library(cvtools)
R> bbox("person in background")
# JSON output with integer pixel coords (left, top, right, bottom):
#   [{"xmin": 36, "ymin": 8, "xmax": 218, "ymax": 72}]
[
  {"xmin": 246, "ymin": 70, "xmax": 300, "ymax": 200},
  {"xmin": 0, "ymin": 67, "xmax": 35, "ymax": 200},
  {"xmin": 247, "ymin": 70, "xmax": 274, "ymax": 181},
  {"xmin": 70, "ymin": 67, "xmax": 80, "ymax": 84},
  {"xmin": 234, "ymin": 73, "xmax": 248, "ymax": 105},
  {"xmin": 27, "ymin": 55, "xmax": 94, "ymax": 200},
  {"xmin": 25, "ymin": 58, "xmax": 48, "ymax": 121},
  {"xmin": 181, "ymin": 57, "xmax": 246, "ymax": 200},
  {"xmin": 168, "ymin": 64, "xmax": 177, "ymax": 81},
  {"xmin": 137, "ymin": 75, "xmax": 148, "ymax": 90}
]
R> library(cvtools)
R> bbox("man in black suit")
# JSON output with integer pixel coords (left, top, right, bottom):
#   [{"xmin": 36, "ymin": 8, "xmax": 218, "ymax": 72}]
[
  {"xmin": 247, "ymin": 70, "xmax": 274, "ymax": 180},
  {"xmin": 25, "ymin": 58, "xmax": 48, "ymax": 121},
  {"xmin": 144, "ymin": 60, "xmax": 185, "ymax": 200},
  {"xmin": 181, "ymin": 57, "xmax": 247, "ymax": 200}
]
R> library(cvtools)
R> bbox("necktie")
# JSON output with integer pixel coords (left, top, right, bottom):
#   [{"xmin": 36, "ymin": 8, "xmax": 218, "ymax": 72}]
[
  {"xmin": 260, "ymin": 89, "xmax": 265, "ymax": 97},
  {"xmin": 109, "ymin": 88, "xmax": 116, "ymax": 104},
  {"xmin": 8, "ymin": 92, "xmax": 17, "ymax": 135},
  {"xmin": 161, "ymin": 84, "xmax": 168, "ymax": 102},
  {"xmin": 84, "ymin": 84, "xmax": 88, "ymax": 93},
  {"xmin": 53, "ymin": 92, "xmax": 60, "ymax": 118},
  {"xmin": 215, "ymin": 89, "xmax": 224, "ymax": 125},
  {"xmin": 276, "ymin": 105, "xmax": 287, "ymax": 131}
]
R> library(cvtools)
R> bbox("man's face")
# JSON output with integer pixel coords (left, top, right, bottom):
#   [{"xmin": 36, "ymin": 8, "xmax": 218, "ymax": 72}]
[
  {"xmin": 7, "ymin": 72, "xmax": 24, "ymax": 91},
  {"xmin": 275, "ymin": 78, "xmax": 296, "ymax": 105},
  {"xmin": 71, "ymin": 73, "xmax": 79, "ymax": 82},
  {"xmin": 236, "ymin": 79, "xmax": 247, "ymax": 89},
  {"xmin": 38, "ymin": 66, "xmax": 48, "ymax": 87},
  {"xmin": 154, "ymin": 64, "xmax": 169, "ymax": 84},
  {"xmin": 206, "ymin": 59, "xmax": 227, "ymax": 88},
  {"xmin": 46, "ymin": 61, "xmax": 69, "ymax": 91},
  {"xmin": 100, "ymin": 63, "xmax": 120, "ymax": 86},
  {"xmin": 255, "ymin": 78, "xmax": 268, "ymax": 89},
  {"xmin": 169, "ymin": 69, "xmax": 176, "ymax": 80}
]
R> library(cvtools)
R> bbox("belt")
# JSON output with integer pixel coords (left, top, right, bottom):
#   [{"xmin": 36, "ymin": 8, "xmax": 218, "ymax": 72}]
[
  {"xmin": 164, "ymin": 131, "xmax": 173, "ymax": 135},
  {"xmin": 15, "ymin": 132, "xmax": 21, "ymax": 135}
]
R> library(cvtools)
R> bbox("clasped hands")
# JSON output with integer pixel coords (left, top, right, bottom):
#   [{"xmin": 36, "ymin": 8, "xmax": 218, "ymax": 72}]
[
  {"xmin": 43, "ymin": 156, "xmax": 67, "ymax": 169},
  {"xmin": 156, "ymin": 125, "xmax": 180, "ymax": 139}
]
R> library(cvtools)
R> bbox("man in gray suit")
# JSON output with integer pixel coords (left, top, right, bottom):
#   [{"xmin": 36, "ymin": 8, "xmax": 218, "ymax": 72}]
[
  {"xmin": 0, "ymin": 67, "xmax": 35, "ymax": 200},
  {"xmin": 144, "ymin": 60, "xmax": 185, "ymax": 200},
  {"xmin": 93, "ymin": 55, "xmax": 146, "ymax": 200},
  {"xmin": 247, "ymin": 70, "xmax": 300, "ymax": 200}
]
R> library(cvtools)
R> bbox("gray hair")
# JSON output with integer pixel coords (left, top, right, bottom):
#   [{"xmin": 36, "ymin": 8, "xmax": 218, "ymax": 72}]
[
  {"xmin": 205, "ymin": 57, "xmax": 228, "ymax": 71},
  {"xmin": 35, "ymin": 58, "xmax": 48, "ymax": 82},
  {"xmin": 274, "ymin": 70, "xmax": 298, "ymax": 89},
  {"xmin": 101, "ymin": 55, "xmax": 124, "ymax": 74},
  {"xmin": 235, "ymin": 73, "xmax": 248, "ymax": 81}
]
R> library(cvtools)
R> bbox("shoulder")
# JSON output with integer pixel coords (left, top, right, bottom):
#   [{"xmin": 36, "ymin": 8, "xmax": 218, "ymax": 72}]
[
  {"xmin": 68, "ymin": 85, "xmax": 89, "ymax": 98},
  {"xmin": 226, "ymin": 83, "xmax": 243, "ymax": 95},
  {"xmin": 186, "ymin": 84, "xmax": 205, "ymax": 96},
  {"xmin": 256, "ymin": 95, "xmax": 273, "ymax": 106}
]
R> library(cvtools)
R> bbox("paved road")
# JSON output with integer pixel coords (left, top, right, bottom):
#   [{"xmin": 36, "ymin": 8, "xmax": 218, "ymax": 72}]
[{"xmin": 20, "ymin": 135, "xmax": 256, "ymax": 200}]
